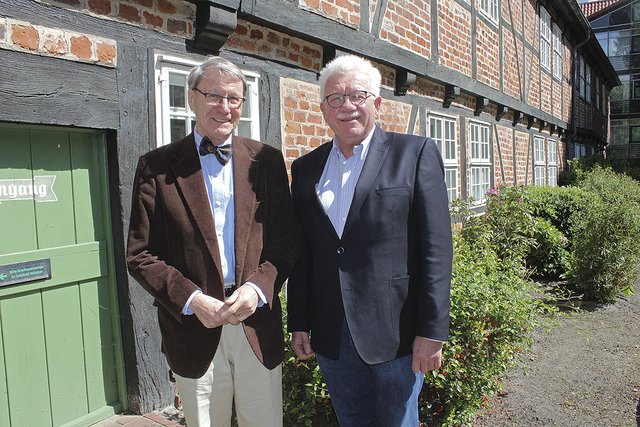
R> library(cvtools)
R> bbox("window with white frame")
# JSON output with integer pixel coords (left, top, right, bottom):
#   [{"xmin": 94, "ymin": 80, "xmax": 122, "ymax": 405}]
[
  {"xmin": 553, "ymin": 24, "xmax": 563, "ymax": 80},
  {"xmin": 428, "ymin": 114, "xmax": 458, "ymax": 204},
  {"xmin": 540, "ymin": 8, "xmax": 551, "ymax": 71},
  {"xmin": 579, "ymin": 56, "xmax": 586, "ymax": 99},
  {"xmin": 534, "ymin": 136, "xmax": 546, "ymax": 186},
  {"xmin": 585, "ymin": 63, "xmax": 592, "ymax": 103},
  {"xmin": 154, "ymin": 54, "xmax": 261, "ymax": 147},
  {"xmin": 469, "ymin": 122, "xmax": 491, "ymax": 204},
  {"xmin": 480, "ymin": 0, "xmax": 499, "ymax": 24},
  {"xmin": 548, "ymin": 140, "xmax": 557, "ymax": 186}
]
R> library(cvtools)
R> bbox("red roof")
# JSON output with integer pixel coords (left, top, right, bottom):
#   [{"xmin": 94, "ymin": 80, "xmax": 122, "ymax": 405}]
[{"xmin": 580, "ymin": 0, "xmax": 625, "ymax": 19}]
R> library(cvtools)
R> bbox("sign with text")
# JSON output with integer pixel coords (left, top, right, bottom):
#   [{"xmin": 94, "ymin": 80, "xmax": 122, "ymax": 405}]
[
  {"xmin": 0, "ymin": 259, "xmax": 52, "ymax": 287},
  {"xmin": 0, "ymin": 176, "xmax": 58, "ymax": 202}
]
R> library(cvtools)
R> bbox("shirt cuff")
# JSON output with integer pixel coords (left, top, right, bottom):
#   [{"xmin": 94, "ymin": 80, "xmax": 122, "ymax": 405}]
[
  {"xmin": 182, "ymin": 290, "xmax": 203, "ymax": 315},
  {"xmin": 244, "ymin": 282, "xmax": 266, "ymax": 307}
]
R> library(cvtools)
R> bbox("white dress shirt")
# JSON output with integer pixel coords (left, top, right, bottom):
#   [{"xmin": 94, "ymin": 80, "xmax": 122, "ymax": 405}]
[{"xmin": 316, "ymin": 127, "xmax": 375, "ymax": 237}]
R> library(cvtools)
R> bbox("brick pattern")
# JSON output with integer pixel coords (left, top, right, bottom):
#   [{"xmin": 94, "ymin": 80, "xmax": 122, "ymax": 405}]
[
  {"xmin": 41, "ymin": 0, "xmax": 195, "ymax": 38},
  {"xmin": 299, "ymin": 0, "xmax": 360, "ymax": 28},
  {"xmin": 540, "ymin": 72, "xmax": 552, "ymax": 114},
  {"xmin": 378, "ymin": 99, "xmax": 412, "ymax": 134},
  {"xmin": 495, "ymin": 125, "xmax": 515, "ymax": 186},
  {"xmin": 0, "ymin": 17, "xmax": 117, "ymax": 67},
  {"xmin": 502, "ymin": 26, "xmax": 524, "ymax": 100},
  {"xmin": 438, "ymin": 0, "xmax": 471, "ymax": 75},
  {"xmin": 227, "ymin": 20, "xmax": 323, "ymax": 72},
  {"xmin": 502, "ymin": 0, "xmax": 523, "ymax": 35},
  {"xmin": 515, "ymin": 130, "xmax": 532, "ymax": 185},
  {"xmin": 523, "ymin": 0, "xmax": 537, "ymax": 47},
  {"xmin": 475, "ymin": 18, "xmax": 500, "ymax": 90},
  {"xmin": 525, "ymin": 51, "xmax": 541, "ymax": 109},
  {"xmin": 379, "ymin": 0, "xmax": 431, "ymax": 59},
  {"xmin": 280, "ymin": 78, "xmax": 330, "ymax": 169},
  {"xmin": 552, "ymin": 78, "xmax": 563, "ymax": 119}
]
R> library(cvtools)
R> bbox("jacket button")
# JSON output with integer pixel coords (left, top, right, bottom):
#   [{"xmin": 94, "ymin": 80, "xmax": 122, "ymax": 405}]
[{"xmin": 337, "ymin": 247, "xmax": 344, "ymax": 254}]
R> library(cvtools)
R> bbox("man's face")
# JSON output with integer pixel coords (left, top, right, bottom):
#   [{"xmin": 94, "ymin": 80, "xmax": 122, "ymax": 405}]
[
  {"xmin": 320, "ymin": 71, "xmax": 381, "ymax": 153},
  {"xmin": 188, "ymin": 69, "xmax": 244, "ymax": 145}
]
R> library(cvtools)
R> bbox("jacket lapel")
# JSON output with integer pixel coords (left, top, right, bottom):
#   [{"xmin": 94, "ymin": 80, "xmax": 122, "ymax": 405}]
[
  {"xmin": 231, "ymin": 136, "xmax": 258, "ymax": 285},
  {"xmin": 171, "ymin": 135, "xmax": 224, "ymax": 284},
  {"xmin": 343, "ymin": 127, "xmax": 389, "ymax": 237}
]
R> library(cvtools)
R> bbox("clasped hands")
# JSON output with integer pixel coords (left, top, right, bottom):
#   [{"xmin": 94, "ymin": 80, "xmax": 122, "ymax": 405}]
[{"xmin": 190, "ymin": 284, "xmax": 259, "ymax": 328}]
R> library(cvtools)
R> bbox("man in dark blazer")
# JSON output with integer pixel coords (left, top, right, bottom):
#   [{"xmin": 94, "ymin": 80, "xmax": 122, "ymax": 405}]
[
  {"xmin": 127, "ymin": 56, "xmax": 297, "ymax": 427},
  {"xmin": 287, "ymin": 54, "xmax": 453, "ymax": 426}
]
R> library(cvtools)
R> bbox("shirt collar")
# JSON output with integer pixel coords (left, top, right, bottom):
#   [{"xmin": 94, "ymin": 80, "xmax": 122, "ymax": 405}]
[{"xmin": 331, "ymin": 126, "xmax": 376, "ymax": 162}]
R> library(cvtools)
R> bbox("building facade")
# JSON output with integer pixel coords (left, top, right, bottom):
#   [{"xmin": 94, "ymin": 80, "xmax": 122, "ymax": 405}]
[
  {"xmin": 0, "ymin": 0, "xmax": 618, "ymax": 423},
  {"xmin": 584, "ymin": 0, "xmax": 640, "ymax": 162}
]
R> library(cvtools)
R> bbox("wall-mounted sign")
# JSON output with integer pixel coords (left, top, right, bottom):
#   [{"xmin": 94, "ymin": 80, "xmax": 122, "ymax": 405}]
[
  {"xmin": 0, "ymin": 259, "xmax": 52, "ymax": 287},
  {"xmin": 0, "ymin": 176, "xmax": 57, "ymax": 202}
]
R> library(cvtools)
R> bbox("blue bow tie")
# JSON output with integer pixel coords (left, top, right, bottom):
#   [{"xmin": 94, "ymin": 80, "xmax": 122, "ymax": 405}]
[{"xmin": 199, "ymin": 137, "xmax": 232, "ymax": 166}]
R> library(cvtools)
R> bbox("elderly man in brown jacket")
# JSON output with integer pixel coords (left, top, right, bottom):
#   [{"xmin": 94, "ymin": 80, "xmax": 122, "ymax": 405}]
[{"xmin": 127, "ymin": 56, "xmax": 298, "ymax": 427}]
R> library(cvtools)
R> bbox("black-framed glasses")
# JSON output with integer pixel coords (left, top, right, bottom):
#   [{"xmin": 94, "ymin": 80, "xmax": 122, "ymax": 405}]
[
  {"xmin": 324, "ymin": 90, "xmax": 373, "ymax": 108},
  {"xmin": 193, "ymin": 88, "xmax": 245, "ymax": 109}
]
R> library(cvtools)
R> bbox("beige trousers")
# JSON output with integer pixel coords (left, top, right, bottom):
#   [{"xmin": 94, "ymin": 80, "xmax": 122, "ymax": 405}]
[{"xmin": 173, "ymin": 323, "xmax": 283, "ymax": 427}]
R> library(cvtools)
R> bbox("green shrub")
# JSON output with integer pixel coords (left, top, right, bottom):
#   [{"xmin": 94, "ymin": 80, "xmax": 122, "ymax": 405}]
[
  {"xmin": 423, "ymin": 228, "xmax": 546, "ymax": 426},
  {"xmin": 526, "ymin": 216, "xmax": 570, "ymax": 279}
]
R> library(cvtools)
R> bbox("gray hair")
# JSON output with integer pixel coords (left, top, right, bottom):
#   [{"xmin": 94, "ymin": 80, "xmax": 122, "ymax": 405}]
[
  {"xmin": 187, "ymin": 56, "xmax": 247, "ymax": 96},
  {"xmin": 318, "ymin": 55, "xmax": 381, "ymax": 99}
]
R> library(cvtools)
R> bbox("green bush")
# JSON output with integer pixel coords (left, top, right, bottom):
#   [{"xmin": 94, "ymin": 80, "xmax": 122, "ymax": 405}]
[{"xmin": 423, "ymin": 228, "xmax": 546, "ymax": 426}]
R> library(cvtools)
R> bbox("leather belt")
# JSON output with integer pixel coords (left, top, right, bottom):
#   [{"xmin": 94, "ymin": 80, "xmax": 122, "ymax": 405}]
[{"xmin": 223, "ymin": 283, "xmax": 236, "ymax": 298}]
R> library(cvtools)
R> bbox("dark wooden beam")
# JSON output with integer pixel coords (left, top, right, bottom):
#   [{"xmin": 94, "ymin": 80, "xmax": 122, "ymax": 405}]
[
  {"xmin": 538, "ymin": 119, "xmax": 546, "ymax": 132},
  {"xmin": 495, "ymin": 104, "xmax": 506, "ymax": 121},
  {"xmin": 475, "ymin": 96, "xmax": 489, "ymax": 116},
  {"xmin": 395, "ymin": 68, "xmax": 416, "ymax": 96},
  {"xmin": 512, "ymin": 110, "xmax": 521, "ymax": 127},
  {"xmin": 443, "ymin": 84, "xmax": 460, "ymax": 108},
  {"xmin": 194, "ymin": 2, "xmax": 238, "ymax": 53},
  {"xmin": 527, "ymin": 115, "xmax": 535, "ymax": 129}
]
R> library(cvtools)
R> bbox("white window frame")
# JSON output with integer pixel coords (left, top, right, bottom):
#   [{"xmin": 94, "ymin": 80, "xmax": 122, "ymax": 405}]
[
  {"xmin": 534, "ymin": 136, "xmax": 546, "ymax": 187},
  {"xmin": 153, "ymin": 53, "xmax": 260, "ymax": 148},
  {"xmin": 540, "ymin": 7, "xmax": 551, "ymax": 71},
  {"xmin": 585, "ymin": 63, "xmax": 592, "ymax": 104},
  {"xmin": 548, "ymin": 139, "xmax": 557, "ymax": 186},
  {"xmin": 479, "ymin": 0, "xmax": 499, "ymax": 25},
  {"xmin": 553, "ymin": 24, "xmax": 563, "ymax": 80},
  {"xmin": 428, "ymin": 114, "xmax": 459, "ymax": 203},
  {"xmin": 469, "ymin": 122, "xmax": 491, "ymax": 204}
]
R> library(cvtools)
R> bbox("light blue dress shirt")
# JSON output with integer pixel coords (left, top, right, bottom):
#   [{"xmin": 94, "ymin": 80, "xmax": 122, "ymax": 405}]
[{"xmin": 316, "ymin": 127, "xmax": 375, "ymax": 237}]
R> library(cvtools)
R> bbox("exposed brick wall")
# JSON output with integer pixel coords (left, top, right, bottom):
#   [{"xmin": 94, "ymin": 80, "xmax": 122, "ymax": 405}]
[
  {"xmin": 226, "ymin": 20, "xmax": 323, "ymax": 73},
  {"xmin": 495, "ymin": 125, "xmax": 515, "ymax": 186},
  {"xmin": 502, "ymin": 0, "xmax": 523, "ymax": 35},
  {"xmin": 540, "ymin": 72, "xmax": 552, "ymax": 115},
  {"xmin": 380, "ymin": 0, "xmax": 431, "ymax": 59},
  {"xmin": 523, "ymin": 0, "xmax": 537, "ymax": 47},
  {"xmin": 280, "ymin": 78, "xmax": 329, "ymax": 169},
  {"xmin": 525, "ymin": 51, "xmax": 541, "ymax": 109},
  {"xmin": 515, "ymin": 130, "xmax": 532, "ymax": 185},
  {"xmin": 299, "ymin": 0, "xmax": 360, "ymax": 28},
  {"xmin": 378, "ymin": 99, "xmax": 412, "ymax": 134},
  {"xmin": 552, "ymin": 79, "xmax": 563, "ymax": 119},
  {"xmin": 438, "ymin": 0, "xmax": 471, "ymax": 76},
  {"xmin": 0, "ymin": 17, "xmax": 117, "ymax": 67},
  {"xmin": 502, "ymin": 27, "xmax": 524, "ymax": 100},
  {"xmin": 41, "ymin": 0, "xmax": 195, "ymax": 38},
  {"xmin": 475, "ymin": 18, "xmax": 500, "ymax": 90}
]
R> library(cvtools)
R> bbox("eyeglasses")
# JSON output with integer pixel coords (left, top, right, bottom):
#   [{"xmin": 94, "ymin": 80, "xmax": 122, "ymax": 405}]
[
  {"xmin": 323, "ymin": 90, "xmax": 373, "ymax": 108},
  {"xmin": 193, "ymin": 88, "xmax": 245, "ymax": 109}
]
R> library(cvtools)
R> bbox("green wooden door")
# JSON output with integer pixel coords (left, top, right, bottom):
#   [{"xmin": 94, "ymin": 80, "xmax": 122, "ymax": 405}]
[{"xmin": 0, "ymin": 123, "xmax": 126, "ymax": 427}]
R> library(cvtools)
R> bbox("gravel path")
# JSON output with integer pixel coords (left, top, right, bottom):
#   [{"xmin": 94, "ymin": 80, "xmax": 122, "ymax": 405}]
[{"xmin": 473, "ymin": 280, "xmax": 640, "ymax": 427}]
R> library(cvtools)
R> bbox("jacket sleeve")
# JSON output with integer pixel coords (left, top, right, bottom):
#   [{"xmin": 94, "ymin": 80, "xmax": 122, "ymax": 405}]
[
  {"xmin": 126, "ymin": 155, "xmax": 200, "ymax": 321},
  {"xmin": 242, "ymin": 149, "xmax": 300, "ymax": 308},
  {"xmin": 414, "ymin": 138, "xmax": 453, "ymax": 341}
]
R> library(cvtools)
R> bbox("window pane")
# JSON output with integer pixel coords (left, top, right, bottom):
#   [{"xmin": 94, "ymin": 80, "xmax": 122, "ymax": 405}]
[
  {"xmin": 236, "ymin": 121, "xmax": 252, "ymax": 138},
  {"xmin": 169, "ymin": 73, "xmax": 186, "ymax": 109},
  {"xmin": 170, "ymin": 118, "xmax": 187, "ymax": 142}
]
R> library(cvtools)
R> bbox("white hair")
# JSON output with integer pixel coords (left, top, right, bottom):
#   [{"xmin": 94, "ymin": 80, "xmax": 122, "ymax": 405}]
[{"xmin": 318, "ymin": 55, "xmax": 382, "ymax": 99}]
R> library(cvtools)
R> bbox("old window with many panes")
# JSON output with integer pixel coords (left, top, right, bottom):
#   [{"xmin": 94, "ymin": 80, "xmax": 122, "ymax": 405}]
[
  {"xmin": 428, "ymin": 114, "xmax": 458, "ymax": 204},
  {"xmin": 469, "ymin": 122, "xmax": 491, "ymax": 204}
]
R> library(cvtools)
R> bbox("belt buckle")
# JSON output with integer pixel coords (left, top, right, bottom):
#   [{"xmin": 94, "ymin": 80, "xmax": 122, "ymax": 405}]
[{"xmin": 223, "ymin": 283, "xmax": 236, "ymax": 298}]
